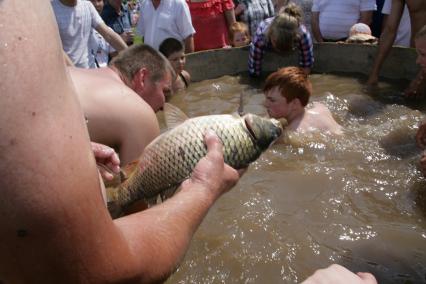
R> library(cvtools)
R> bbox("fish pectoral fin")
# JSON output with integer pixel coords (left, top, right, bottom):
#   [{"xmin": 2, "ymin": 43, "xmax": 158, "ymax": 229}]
[
  {"xmin": 121, "ymin": 160, "xmax": 140, "ymax": 180},
  {"xmin": 163, "ymin": 103, "xmax": 189, "ymax": 130}
]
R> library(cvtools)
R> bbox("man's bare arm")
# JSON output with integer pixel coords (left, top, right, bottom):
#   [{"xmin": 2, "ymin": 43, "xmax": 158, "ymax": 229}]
[
  {"xmin": 311, "ymin": 11, "xmax": 324, "ymax": 43},
  {"xmin": 96, "ymin": 23, "xmax": 127, "ymax": 52},
  {"xmin": 367, "ymin": 0, "xmax": 404, "ymax": 85},
  {"xmin": 359, "ymin": 11, "xmax": 373, "ymax": 26},
  {"xmin": 184, "ymin": 34, "xmax": 195, "ymax": 53}
]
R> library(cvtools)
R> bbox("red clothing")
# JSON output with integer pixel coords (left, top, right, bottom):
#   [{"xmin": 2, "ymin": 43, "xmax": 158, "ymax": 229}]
[{"xmin": 187, "ymin": 0, "xmax": 235, "ymax": 51}]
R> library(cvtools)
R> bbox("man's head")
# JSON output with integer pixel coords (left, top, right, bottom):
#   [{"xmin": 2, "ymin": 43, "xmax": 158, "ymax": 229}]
[
  {"xmin": 111, "ymin": 44, "xmax": 174, "ymax": 112},
  {"xmin": 415, "ymin": 25, "xmax": 426, "ymax": 73},
  {"xmin": 263, "ymin": 67, "xmax": 311, "ymax": 120},
  {"xmin": 268, "ymin": 3, "xmax": 302, "ymax": 54}
]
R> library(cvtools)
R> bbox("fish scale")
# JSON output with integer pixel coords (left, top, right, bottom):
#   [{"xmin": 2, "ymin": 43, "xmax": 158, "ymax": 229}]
[{"xmin": 107, "ymin": 110, "xmax": 283, "ymax": 215}]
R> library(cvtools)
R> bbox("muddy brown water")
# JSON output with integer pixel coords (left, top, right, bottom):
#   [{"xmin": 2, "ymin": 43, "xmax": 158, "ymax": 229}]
[{"xmin": 163, "ymin": 73, "xmax": 426, "ymax": 283}]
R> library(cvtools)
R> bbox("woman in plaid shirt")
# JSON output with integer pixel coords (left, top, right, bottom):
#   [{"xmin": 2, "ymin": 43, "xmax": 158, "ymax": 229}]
[{"xmin": 248, "ymin": 3, "xmax": 314, "ymax": 77}]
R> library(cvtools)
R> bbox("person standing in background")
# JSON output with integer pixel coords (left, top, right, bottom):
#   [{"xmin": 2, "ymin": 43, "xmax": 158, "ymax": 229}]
[
  {"xmin": 136, "ymin": 0, "xmax": 195, "ymax": 52},
  {"xmin": 102, "ymin": 0, "xmax": 134, "ymax": 45},
  {"xmin": 234, "ymin": 0, "xmax": 275, "ymax": 38},
  {"xmin": 187, "ymin": 0, "xmax": 237, "ymax": 51},
  {"xmin": 51, "ymin": 0, "xmax": 127, "ymax": 68},
  {"xmin": 381, "ymin": 0, "xmax": 411, "ymax": 47},
  {"xmin": 88, "ymin": 0, "xmax": 117, "ymax": 68},
  {"xmin": 311, "ymin": 0, "xmax": 376, "ymax": 42},
  {"xmin": 367, "ymin": 0, "xmax": 426, "ymax": 97}
]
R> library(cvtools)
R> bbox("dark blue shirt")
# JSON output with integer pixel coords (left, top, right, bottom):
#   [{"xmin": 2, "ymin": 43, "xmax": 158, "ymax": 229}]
[{"xmin": 101, "ymin": 3, "xmax": 132, "ymax": 35}]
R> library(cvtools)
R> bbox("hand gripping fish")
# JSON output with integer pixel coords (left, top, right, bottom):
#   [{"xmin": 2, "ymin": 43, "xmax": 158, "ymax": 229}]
[{"xmin": 106, "ymin": 103, "xmax": 283, "ymax": 217}]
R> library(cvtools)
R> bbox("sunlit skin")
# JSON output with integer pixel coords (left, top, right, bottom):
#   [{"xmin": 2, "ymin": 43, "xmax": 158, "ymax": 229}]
[
  {"xmin": 232, "ymin": 31, "xmax": 250, "ymax": 47},
  {"xmin": 137, "ymin": 71, "xmax": 172, "ymax": 112},
  {"xmin": 264, "ymin": 87, "xmax": 302, "ymax": 121},
  {"xmin": 263, "ymin": 87, "xmax": 342, "ymax": 134},
  {"xmin": 416, "ymin": 38, "xmax": 426, "ymax": 73},
  {"xmin": 168, "ymin": 50, "xmax": 186, "ymax": 74},
  {"xmin": 167, "ymin": 50, "xmax": 190, "ymax": 92}
]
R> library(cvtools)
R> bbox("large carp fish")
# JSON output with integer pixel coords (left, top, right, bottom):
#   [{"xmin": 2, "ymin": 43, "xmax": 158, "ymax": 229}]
[{"xmin": 106, "ymin": 103, "xmax": 283, "ymax": 217}]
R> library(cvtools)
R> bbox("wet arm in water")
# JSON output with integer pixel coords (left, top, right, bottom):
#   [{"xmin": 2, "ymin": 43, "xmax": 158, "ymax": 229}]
[{"xmin": 367, "ymin": 0, "xmax": 404, "ymax": 85}]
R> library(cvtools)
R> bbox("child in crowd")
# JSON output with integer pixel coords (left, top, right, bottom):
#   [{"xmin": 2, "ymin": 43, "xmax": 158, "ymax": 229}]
[
  {"xmin": 88, "ymin": 0, "xmax": 117, "ymax": 68},
  {"xmin": 344, "ymin": 23, "xmax": 378, "ymax": 45},
  {"xmin": 263, "ymin": 66, "xmax": 342, "ymax": 134},
  {"xmin": 248, "ymin": 3, "xmax": 314, "ymax": 77},
  {"xmin": 229, "ymin": 22, "xmax": 251, "ymax": 47},
  {"xmin": 159, "ymin": 38, "xmax": 191, "ymax": 93}
]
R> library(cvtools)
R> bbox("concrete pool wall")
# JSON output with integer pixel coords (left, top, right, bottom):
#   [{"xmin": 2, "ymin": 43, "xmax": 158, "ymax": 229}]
[{"xmin": 185, "ymin": 43, "xmax": 418, "ymax": 82}]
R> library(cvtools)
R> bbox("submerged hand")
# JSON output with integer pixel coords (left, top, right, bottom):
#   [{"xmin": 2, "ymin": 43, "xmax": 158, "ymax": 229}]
[
  {"xmin": 182, "ymin": 130, "xmax": 244, "ymax": 201},
  {"xmin": 302, "ymin": 264, "xmax": 377, "ymax": 284},
  {"xmin": 91, "ymin": 142, "xmax": 120, "ymax": 181}
]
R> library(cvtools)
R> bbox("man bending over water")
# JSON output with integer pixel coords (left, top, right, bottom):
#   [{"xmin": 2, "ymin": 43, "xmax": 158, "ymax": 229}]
[
  {"xmin": 263, "ymin": 67, "xmax": 342, "ymax": 135},
  {"xmin": 70, "ymin": 44, "xmax": 174, "ymax": 165}
]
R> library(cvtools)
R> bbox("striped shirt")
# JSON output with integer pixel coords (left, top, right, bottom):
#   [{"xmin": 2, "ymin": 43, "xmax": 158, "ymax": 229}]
[
  {"xmin": 237, "ymin": 0, "xmax": 275, "ymax": 38},
  {"xmin": 248, "ymin": 17, "xmax": 314, "ymax": 77}
]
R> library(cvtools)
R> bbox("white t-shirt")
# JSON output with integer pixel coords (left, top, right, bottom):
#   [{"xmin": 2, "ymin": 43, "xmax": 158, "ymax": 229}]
[
  {"xmin": 51, "ymin": 0, "xmax": 104, "ymax": 68},
  {"xmin": 136, "ymin": 0, "xmax": 195, "ymax": 50},
  {"xmin": 312, "ymin": 0, "xmax": 376, "ymax": 40},
  {"xmin": 382, "ymin": 0, "xmax": 411, "ymax": 47},
  {"xmin": 88, "ymin": 29, "xmax": 115, "ymax": 68}
]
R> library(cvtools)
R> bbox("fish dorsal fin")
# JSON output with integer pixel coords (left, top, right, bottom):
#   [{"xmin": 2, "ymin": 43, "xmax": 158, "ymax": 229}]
[{"xmin": 164, "ymin": 103, "xmax": 189, "ymax": 129}]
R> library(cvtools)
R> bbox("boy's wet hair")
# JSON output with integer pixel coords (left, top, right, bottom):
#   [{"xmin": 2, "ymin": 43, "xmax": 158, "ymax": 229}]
[
  {"xmin": 159, "ymin": 38, "xmax": 184, "ymax": 58},
  {"xmin": 229, "ymin": 22, "xmax": 250, "ymax": 43},
  {"xmin": 267, "ymin": 3, "xmax": 302, "ymax": 53},
  {"xmin": 110, "ymin": 44, "xmax": 174, "ymax": 83},
  {"xmin": 263, "ymin": 66, "xmax": 311, "ymax": 106},
  {"xmin": 416, "ymin": 25, "xmax": 426, "ymax": 41}
]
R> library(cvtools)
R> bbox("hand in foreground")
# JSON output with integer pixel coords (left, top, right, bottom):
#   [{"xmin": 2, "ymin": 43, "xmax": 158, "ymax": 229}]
[
  {"xmin": 416, "ymin": 120, "xmax": 426, "ymax": 149},
  {"xmin": 91, "ymin": 142, "xmax": 120, "ymax": 181},
  {"xmin": 302, "ymin": 264, "xmax": 377, "ymax": 284},
  {"xmin": 181, "ymin": 130, "xmax": 245, "ymax": 201}
]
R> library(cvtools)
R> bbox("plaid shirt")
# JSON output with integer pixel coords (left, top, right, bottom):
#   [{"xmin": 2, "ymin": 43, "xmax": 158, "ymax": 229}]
[{"xmin": 248, "ymin": 17, "xmax": 314, "ymax": 77}]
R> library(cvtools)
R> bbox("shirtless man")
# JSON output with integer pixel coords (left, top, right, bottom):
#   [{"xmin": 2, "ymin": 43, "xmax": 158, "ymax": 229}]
[
  {"xmin": 367, "ymin": 0, "xmax": 426, "ymax": 97},
  {"xmin": 263, "ymin": 67, "xmax": 343, "ymax": 135},
  {"xmin": 70, "ymin": 44, "xmax": 173, "ymax": 165},
  {"xmin": 0, "ymin": 1, "xmax": 242, "ymax": 282}
]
